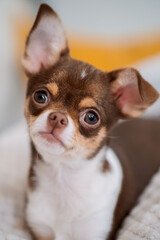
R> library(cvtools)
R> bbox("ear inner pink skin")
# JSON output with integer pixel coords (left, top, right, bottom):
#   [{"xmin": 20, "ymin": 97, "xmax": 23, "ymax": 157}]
[
  {"xmin": 22, "ymin": 5, "xmax": 68, "ymax": 75},
  {"xmin": 113, "ymin": 84, "xmax": 143, "ymax": 112},
  {"xmin": 29, "ymin": 44, "xmax": 51, "ymax": 71}
]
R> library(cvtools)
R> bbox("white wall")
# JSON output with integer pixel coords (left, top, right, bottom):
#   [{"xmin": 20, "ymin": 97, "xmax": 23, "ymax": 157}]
[
  {"xmin": 37, "ymin": 0, "xmax": 160, "ymax": 41},
  {"xmin": 0, "ymin": 0, "xmax": 31, "ymax": 131}
]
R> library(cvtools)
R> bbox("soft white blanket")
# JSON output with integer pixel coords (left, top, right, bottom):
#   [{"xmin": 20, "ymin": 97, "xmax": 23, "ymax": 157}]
[
  {"xmin": 0, "ymin": 120, "xmax": 160, "ymax": 240},
  {"xmin": 117, "ymin": 169, "xmax": 160, "ymax": 240},
  {"xmin": 0, "ymin": 122, "xmax": 31, "ymax": 240}
]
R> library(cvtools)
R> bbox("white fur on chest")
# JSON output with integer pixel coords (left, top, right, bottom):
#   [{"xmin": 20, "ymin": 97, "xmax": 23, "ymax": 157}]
[{"xmin": 27, "ymin": 148, "xmax": 123, "ymax": 240}]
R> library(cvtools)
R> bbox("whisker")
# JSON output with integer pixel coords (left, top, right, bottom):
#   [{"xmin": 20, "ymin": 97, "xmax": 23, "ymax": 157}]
[{"xmin": 107, "ymin": 135, "xmax": 119, "ymax": 140}]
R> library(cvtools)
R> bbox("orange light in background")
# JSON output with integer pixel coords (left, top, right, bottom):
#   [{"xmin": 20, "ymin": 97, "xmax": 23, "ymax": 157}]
[{"xmin": 69, "ymin": 34, "xmax": 160, "ymax": 71}]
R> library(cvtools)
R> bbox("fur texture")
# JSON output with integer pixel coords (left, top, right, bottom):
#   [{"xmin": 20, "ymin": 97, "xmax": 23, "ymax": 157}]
[{"xmin": 22, "ymin": 4, "xmax": 159, "ymax": 240}]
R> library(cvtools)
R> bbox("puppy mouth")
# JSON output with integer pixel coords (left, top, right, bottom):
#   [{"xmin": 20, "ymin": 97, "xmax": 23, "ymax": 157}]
[{"xmin": 38, "ymin": 131, "xmax": 65, "ymax": 147}]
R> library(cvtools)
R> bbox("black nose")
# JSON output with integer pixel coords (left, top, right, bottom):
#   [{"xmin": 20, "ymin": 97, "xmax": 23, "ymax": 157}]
[{"xmin": 49, "ymin": 112, "xmax": 68, "ymax": 129}]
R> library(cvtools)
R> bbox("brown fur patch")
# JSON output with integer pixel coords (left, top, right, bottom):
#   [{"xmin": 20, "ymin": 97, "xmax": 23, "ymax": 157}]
[
  {"xmin": 47, "ymin": 82, "xmax": 59, "ymax": 96},
  {"xmin": 76, "ymin": 127, "xmax": 107, "ymax": 159},
  {"xmin": 102, "ymin": 159, "xmax": 110, "ymax": 172},
  {"xmin": 25, "ymin": 97, "xmax": 38, "ymax": 130},
  {"xmin": 79, "ymin": 97, "xmax": 97, "ymax": 109},
  {"xmin": 108, "ymin": 119, "xmax": 160, "ymax": 239},
  {"xmin": 28, "ymin": 144, "xmax": 40, "ymax": 191},
  {"xmin": 24, "ymin": 97, "xmax": 30, "ymax": 117}
]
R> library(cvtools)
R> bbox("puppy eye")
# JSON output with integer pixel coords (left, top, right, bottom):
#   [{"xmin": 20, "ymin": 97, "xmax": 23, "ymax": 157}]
[
  {"xmin": 34, "ymin": 90, "xmax": 49, "ymax": 104},
  {"xmin": 84, "ymin": 111, "xmax": 99, "ymax": 125},
  {"xmin": 80, "ymin": 109, "xmax": 100, "ymax": 128}
]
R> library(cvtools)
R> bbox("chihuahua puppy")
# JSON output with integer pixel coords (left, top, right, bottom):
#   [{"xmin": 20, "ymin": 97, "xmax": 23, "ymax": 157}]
[{"xmin": 22, "ymin": 4, "xmax": 160, "ymax": 240}]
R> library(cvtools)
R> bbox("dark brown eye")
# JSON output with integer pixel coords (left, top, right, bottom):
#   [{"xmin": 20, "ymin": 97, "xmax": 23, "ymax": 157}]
[
  {"xmin": 79, "ymin": 109, "xmax": 100, "ymax": 128},
  {"xmin": 84, "ymin": 111, "xmax": 99, "ymax": 125},
  {"xmin": 34, "ymin": 90, "xmax": 48, "ymax": 104}
]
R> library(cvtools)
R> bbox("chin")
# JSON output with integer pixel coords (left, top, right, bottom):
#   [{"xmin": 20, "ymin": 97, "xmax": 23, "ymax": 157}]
[{"xmin": 33, "ymin": 134, "xmax": 66, "ymax": 158}]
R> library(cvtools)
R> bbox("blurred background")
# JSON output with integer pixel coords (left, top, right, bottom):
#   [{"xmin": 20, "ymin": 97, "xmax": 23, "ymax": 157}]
[{"xmin": 0, "ymin": 0, "xmax": 160, "ymax": 132}]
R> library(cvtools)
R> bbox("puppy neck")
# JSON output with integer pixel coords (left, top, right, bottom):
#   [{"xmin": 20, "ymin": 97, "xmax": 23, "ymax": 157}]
[{"xmin": 32, "ymin": 142, "xmax": 108, "ymax": 172}]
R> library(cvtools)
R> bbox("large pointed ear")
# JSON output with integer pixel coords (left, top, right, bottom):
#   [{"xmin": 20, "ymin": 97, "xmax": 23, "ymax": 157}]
[
  {"xmin": 22, "ymin": 4, "xmax": 69, "ymax": 75},
  {"xmin": 108, "ymin": 68, "xmax": 159, "ymax": 118}
]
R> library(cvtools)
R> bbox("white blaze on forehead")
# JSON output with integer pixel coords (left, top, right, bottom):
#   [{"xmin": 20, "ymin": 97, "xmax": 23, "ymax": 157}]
[{"xmin": 81, "ymin": 68, "xmax": 87, "ymax": 79}]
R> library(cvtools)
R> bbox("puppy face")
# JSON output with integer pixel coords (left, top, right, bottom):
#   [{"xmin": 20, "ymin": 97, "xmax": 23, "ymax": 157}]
[
  {"xmin": 23, "ymin": 4, "xmax": 159, "ymax": 161},
  {"xmin": 25, "ymin": 58, "xmax": 118, "ymax": 159}
]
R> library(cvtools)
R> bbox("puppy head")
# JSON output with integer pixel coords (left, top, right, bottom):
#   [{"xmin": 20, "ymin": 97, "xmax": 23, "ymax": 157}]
[{"xmin": 22, "ymin": 4, "xmax": 159, "ymax": 161}]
